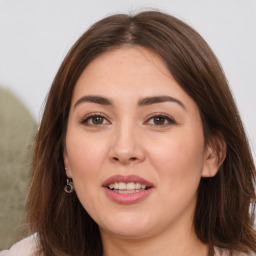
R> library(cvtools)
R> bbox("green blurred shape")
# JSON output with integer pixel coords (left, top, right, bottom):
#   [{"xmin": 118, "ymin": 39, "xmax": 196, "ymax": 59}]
[{"xmin": 0, "ymin": 87, "xmax": 37, "ymax": 249}]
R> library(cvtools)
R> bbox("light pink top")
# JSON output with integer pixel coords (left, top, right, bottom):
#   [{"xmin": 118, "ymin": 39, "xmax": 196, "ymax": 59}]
[
  {"xmin": 0, "ymin": 235, "xmax": 255, "ymax": 256},
  {"xmin": 0, "ymin": 235, "xmax": 39, "ymax": 256}
]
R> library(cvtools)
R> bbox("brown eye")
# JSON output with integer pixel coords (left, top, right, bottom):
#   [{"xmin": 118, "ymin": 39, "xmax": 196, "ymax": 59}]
[
  {"xmin": 146, "ymin": 115, "xmax": 176, "ymax": 126},
  {"xmin": 153, "ymin": 116, "xmax": 166, "ymax": 125},
  {"xmin": 81, "ymin": 115, "xmax": 109, "ymax": 126},
  {"xmin": 91, "ymin": 116, "xmax": 104, "ymax": 125}
]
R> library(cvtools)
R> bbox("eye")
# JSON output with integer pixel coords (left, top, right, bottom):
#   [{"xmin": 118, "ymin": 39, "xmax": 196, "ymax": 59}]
[
  {"xmin": 146, "ymin": 114, "xmax": 176, "ymax": 126},
  {"xmin": 81, "ymin": 114, "xmax": 110, "ymax": 126}
]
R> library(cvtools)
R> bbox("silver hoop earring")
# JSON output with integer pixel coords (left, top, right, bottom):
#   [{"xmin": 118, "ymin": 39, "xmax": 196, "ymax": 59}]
[{"xmin": 64, "ymin": 178, "xmax": 74, "ymax": 193}]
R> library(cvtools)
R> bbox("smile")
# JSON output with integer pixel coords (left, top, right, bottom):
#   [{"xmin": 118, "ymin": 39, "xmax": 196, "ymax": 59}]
[
  {"xmin": 108, "ymin": 182, "xmax": 148, "ymax": 194},
  {"xmin": 103, "ymin": 175, "xmax": 154, "ymax": 204}
]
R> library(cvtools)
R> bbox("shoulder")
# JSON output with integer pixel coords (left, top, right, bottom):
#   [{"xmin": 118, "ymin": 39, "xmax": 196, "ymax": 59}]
[
  {"xmin": 215, "ymin": 247, "xmax": 256, "ymax": 256},
  {"xmin": 0, "ymin": 234, "xmax": 40, "ymax": 256}
]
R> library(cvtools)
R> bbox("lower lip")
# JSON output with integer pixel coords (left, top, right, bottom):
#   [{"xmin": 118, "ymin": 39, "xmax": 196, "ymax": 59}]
[{"xmin": 103, "ymin": 187, "xmax": 153, "ymax": 204}]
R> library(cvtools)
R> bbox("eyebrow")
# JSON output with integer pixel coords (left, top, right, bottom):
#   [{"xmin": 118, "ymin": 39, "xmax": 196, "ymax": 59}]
[
  {"xmin": 138, "ymin": 96, "xmax": 185, "ymax": 109},
  {"xmin": 74, "ymin": 95, "xmax": 113, "ymax": 109},
  {"xmin": 74, "ymin": 95, "xmax": 185, "ymax": 109}
]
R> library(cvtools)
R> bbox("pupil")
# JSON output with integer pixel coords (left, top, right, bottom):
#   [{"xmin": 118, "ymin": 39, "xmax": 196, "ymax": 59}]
[
  {"xmin": 154, "ymin": 117, "xmax": 165, "ymax": 125},
  {"xmin": 93, "ymin": 116, "xmax": 103, "ymax": 124}
]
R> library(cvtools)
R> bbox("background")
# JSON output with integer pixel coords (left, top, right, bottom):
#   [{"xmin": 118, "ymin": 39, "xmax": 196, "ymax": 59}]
[
  {"xmin": 0, "ymin": 0, "xmax": 255, "ymax": 249},
  {"xmin": 0, "ymin": 0, "xmax": 256, "ymax": 154}
]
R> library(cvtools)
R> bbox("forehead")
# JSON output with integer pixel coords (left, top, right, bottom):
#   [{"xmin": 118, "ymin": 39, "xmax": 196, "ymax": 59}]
[
  {"xmin": 71, "ymin": 46, "xmax": 197, "ymax": 111},
  {"xmin": 78, "ymin": 46, "xmax": 172, "ymax": 84}
]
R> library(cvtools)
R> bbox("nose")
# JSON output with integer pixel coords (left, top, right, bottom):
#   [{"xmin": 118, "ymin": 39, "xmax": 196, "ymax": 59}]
[{"xmin": 109, "ymin": 123, "xmax": 145, "ymax": 165}]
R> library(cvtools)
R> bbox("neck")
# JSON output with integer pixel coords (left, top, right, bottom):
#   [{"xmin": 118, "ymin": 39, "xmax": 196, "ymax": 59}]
[{"xmin": 101, "ymin": 224, "xmax": 209, "ymax": 256}]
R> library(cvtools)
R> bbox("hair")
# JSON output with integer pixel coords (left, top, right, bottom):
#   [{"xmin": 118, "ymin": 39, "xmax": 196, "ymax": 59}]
[{"xmin": 27, "ymin": 10, "xmax": 256, "ymax": 256}]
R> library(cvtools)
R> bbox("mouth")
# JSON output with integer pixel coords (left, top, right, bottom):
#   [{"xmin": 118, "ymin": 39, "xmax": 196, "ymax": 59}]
[
  {"xmin": 102, "ymin": 175, "xmax": 154, "ymax": 203},
  {"xmin": 107, "ymin": 181, "xmax": 150, "ymax": 194}
]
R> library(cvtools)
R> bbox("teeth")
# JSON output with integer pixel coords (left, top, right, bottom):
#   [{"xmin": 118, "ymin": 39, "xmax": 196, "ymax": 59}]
[
  {"xmin": 118, "ymin": 190, "xmax": 137, "ymax": 194},
  {"xmin": 108, "ymin": 182, "xmax": 148, "ymax": 191},
  {"xmin": 127, "ymin": 182, "xmax": 135, "ymax": 189},
  {"xmin": 135, "ymin": 183, "xmax": 141, "ymax": 189},
  {"xmin": 119, "ymin": 182, "xmax": 126, "ymax": 190},
  {"xmin": 141, "ymin": 184, "xmax": 146, "ymax": 189},
  {"xmin": 114, "ymin": 182, "xmax": 119, "ymax": 189},
  {"xmin": 109, "ymin": 183, "xmax": 114, "ymax": 189}
]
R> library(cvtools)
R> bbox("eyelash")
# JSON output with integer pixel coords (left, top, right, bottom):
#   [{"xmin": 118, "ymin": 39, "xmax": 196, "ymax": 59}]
[
  {"xmin": 80, "ymin": 113, "xmax": 176, "ymax": 127},
  {"xmin": 80, "ymin": 113, "xmax": 110, "ymax": 126},
  {"xmin": 145, "ymin": 113, "xmax": 176, "ymax": 126}
]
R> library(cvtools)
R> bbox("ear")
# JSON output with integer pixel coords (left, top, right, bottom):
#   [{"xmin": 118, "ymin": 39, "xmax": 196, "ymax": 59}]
[
  {"xmin": 201, "ymin": 134, "xmax": 227, "ymax": 178},
  {"xmin": 63, "ymin": 150, "xmax": 73, "ymax": 178}
]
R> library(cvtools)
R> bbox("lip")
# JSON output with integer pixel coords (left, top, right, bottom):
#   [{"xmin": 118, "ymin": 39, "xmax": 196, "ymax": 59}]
[{"xmin": 102, "ymin": 174, "xmax": 154, "ymax": 205}]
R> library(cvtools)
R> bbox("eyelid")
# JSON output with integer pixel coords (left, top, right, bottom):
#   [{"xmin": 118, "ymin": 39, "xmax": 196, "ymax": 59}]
[
  {"xmin": 144, "ymin": 113, "xmax": 176, "ymax": 126},
  {"xmin": 79, "ymin": 112, "xmax": 176, "ymax": 126},
  {"xmin": 80, "ymin": 112, "xmax": 111, "ymax": 125}
]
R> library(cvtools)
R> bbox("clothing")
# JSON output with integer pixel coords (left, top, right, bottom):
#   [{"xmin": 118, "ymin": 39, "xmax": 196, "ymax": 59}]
[
  {"xmin": 0, "ymin": 234, "xmax": 39, "ymax": 256},
  {"xmin": 0, "ymin": 235, "xmax": 255, "ymax": 256}
]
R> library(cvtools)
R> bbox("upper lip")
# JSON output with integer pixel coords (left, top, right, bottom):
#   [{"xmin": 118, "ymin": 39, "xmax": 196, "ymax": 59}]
[{"xmin": 102, "ymin": 174, "xmax": 154, "ymax": 188}]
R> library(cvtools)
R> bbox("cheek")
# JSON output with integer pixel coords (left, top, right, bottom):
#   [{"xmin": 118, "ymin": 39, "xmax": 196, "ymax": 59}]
[
  {"xmin": 148, "ymin": 129, "xmax": 205, "ymax": 191},
  {"xmin": 146, "ymin": 133, "xmax": 204, "ymax": 219},
  {"xmin": 65, "ymin": 131, "xmax": 109, "ymax": 202},
  {"xmin": 66, "ymin": 133, "xmax": 107, "ymax": 172},
  {"xmin": 65, "ymin": 135, "xmax": 107, "ymax": 215}
]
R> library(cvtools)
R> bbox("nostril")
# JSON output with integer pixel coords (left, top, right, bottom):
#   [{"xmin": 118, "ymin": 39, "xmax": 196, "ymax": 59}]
[{"xmin": 112, "ymin": 156, "xmax": 137, "ymax": 162}]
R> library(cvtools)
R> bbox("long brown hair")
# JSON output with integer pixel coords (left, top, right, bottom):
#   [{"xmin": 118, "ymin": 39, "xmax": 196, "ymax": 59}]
[{"xmin": 27, "ymin": 11, "xmax": 256, "ymax": 256}]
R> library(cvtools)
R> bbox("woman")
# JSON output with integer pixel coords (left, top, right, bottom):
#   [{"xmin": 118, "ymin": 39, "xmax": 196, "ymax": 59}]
[{"xmin": 1, "ymin": 10, "xmax": 255, "ymax": 256}]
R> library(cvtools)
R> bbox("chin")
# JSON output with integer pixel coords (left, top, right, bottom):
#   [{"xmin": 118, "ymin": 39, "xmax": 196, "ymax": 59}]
[{"xmin": 99, "ymin": 212, "xmax": 153, "ymax": 238}]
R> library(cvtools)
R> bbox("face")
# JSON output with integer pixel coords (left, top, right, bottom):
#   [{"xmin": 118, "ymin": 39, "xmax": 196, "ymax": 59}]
[{"xmin": 64, "ymin": 47, "xmax": 217, "ymax": 240}]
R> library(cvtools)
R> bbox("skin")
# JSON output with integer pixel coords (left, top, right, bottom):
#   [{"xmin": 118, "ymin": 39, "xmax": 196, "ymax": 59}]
[{"xmin": 64, "ymin": 46, "xmax": 223, "ymax": 256}]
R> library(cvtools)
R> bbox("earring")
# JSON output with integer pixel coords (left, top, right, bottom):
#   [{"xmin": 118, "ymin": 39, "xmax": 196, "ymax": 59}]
[{"xmin": 64, "ymin": 178, "xmax": 74, "ymax": 193}]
